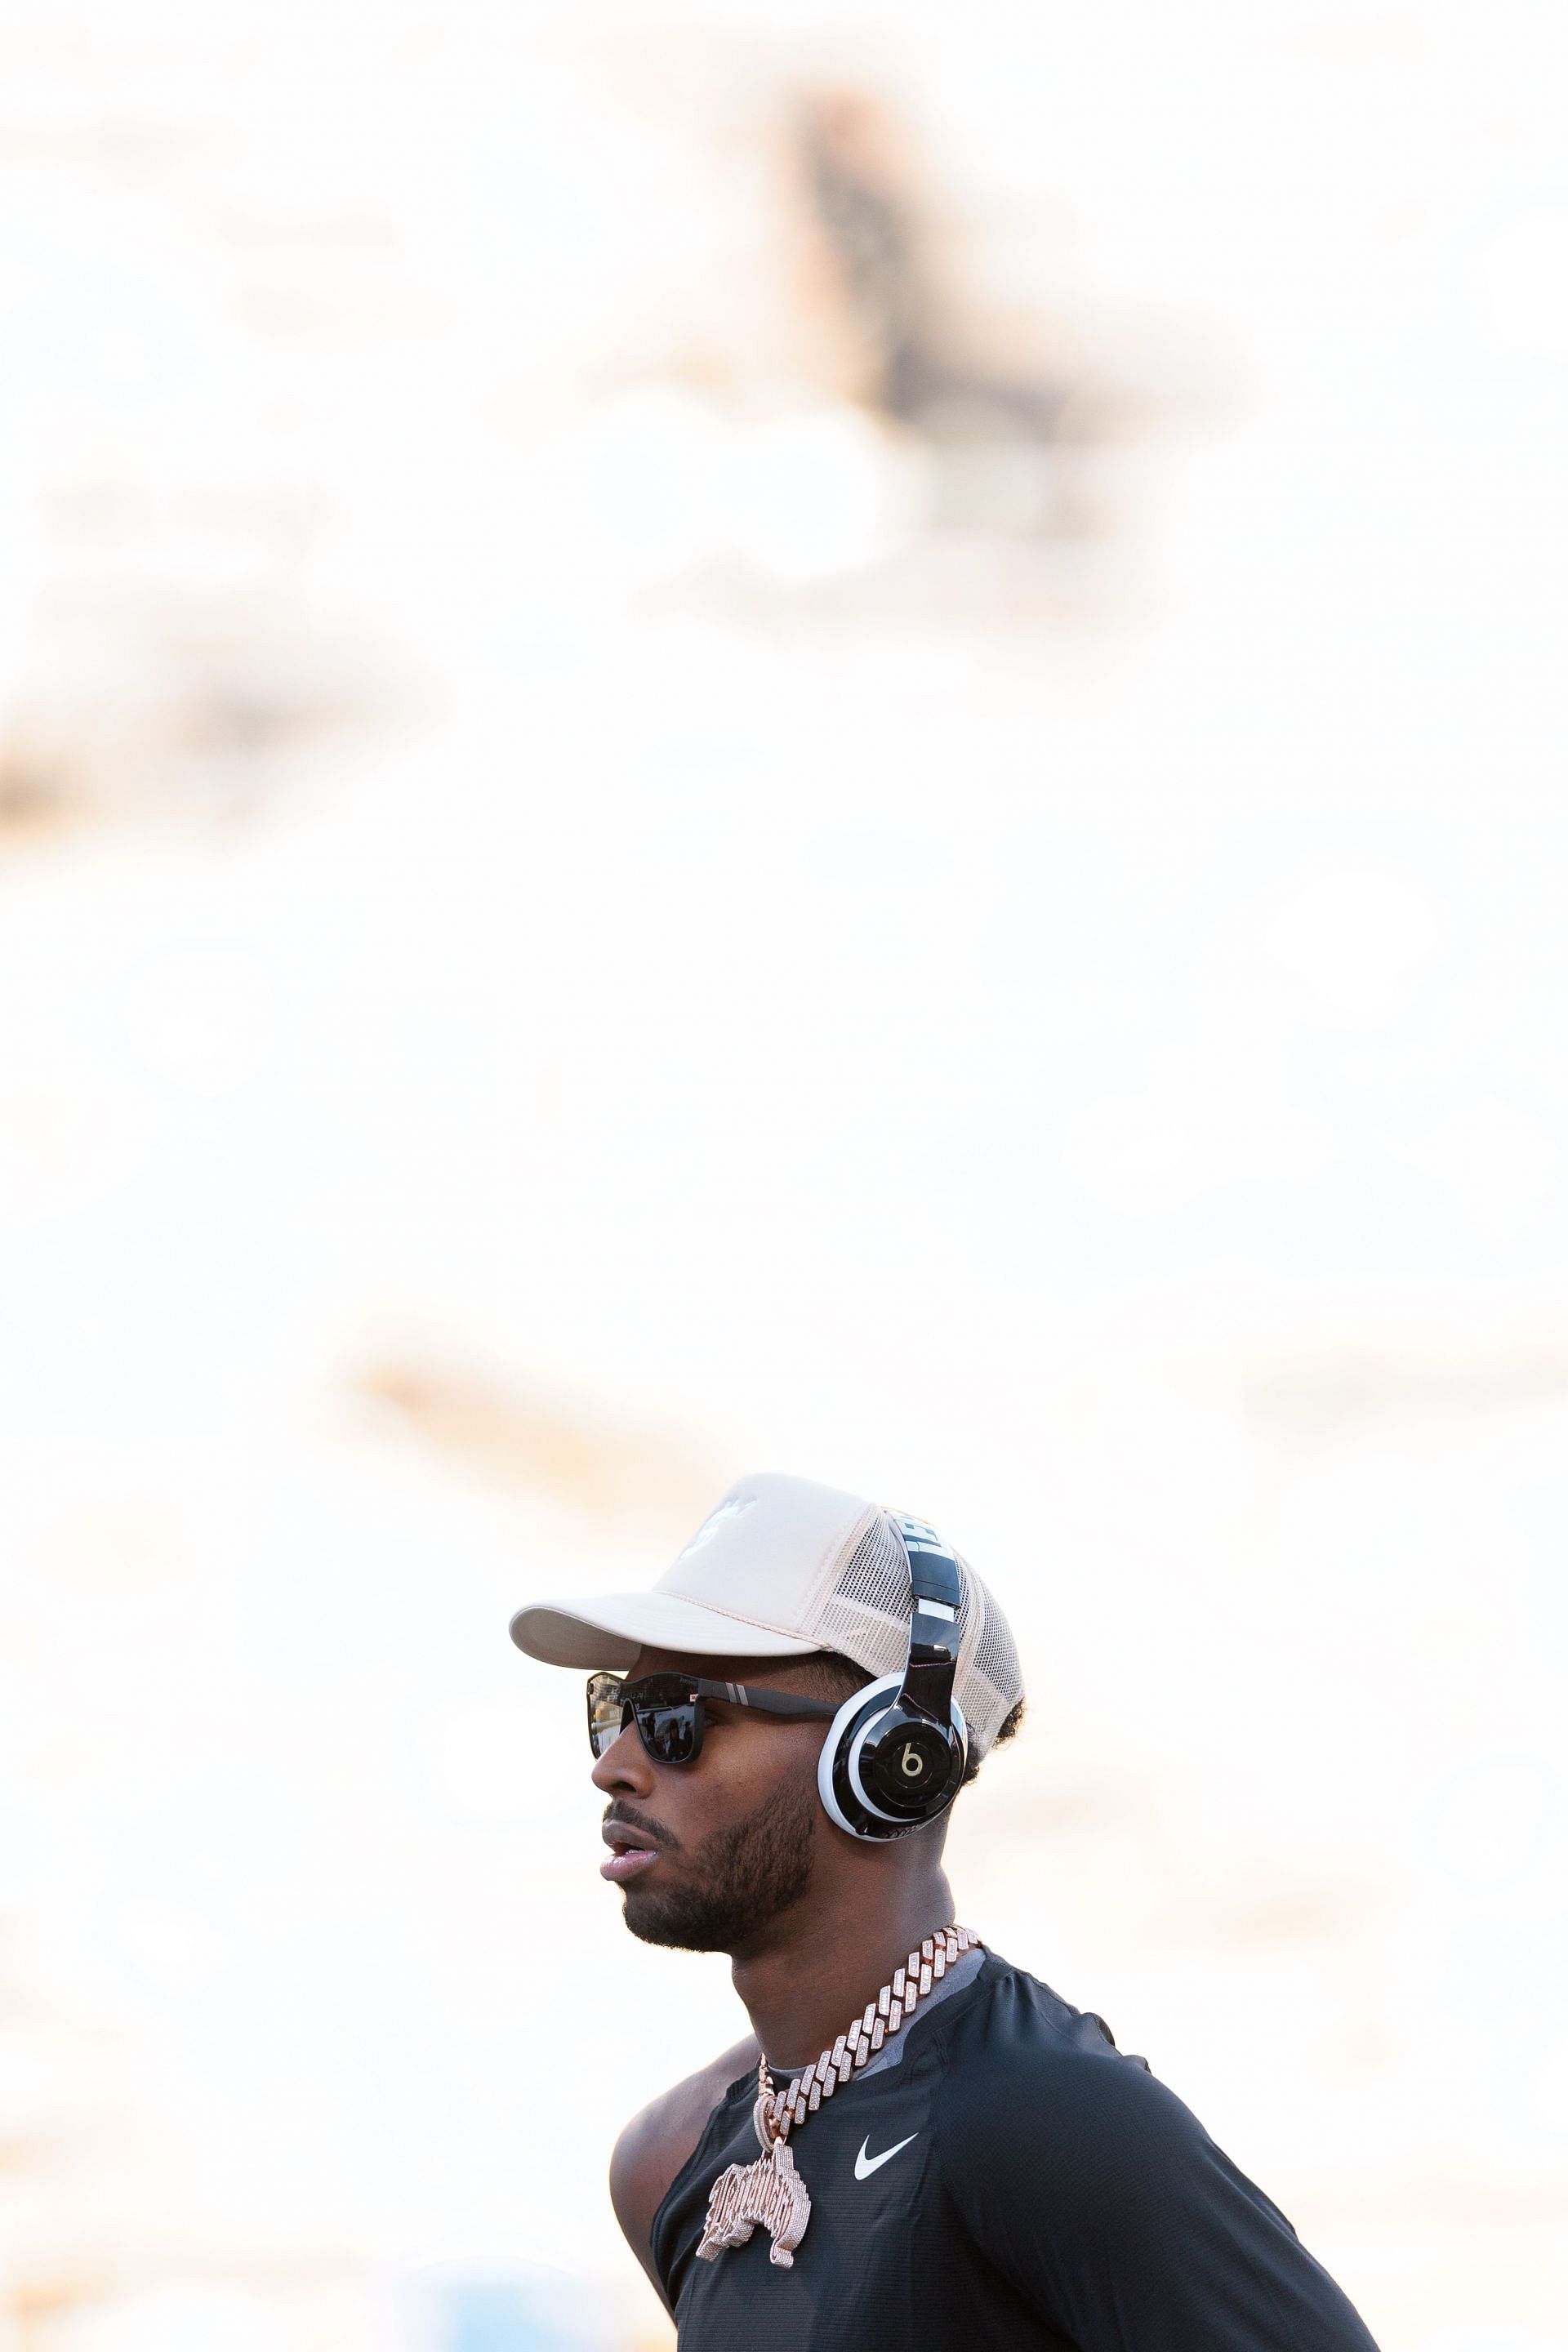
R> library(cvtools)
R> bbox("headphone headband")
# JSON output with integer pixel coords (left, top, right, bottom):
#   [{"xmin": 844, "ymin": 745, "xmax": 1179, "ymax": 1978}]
[{"xmin": 890, "ymin": 1515, "xmax": 962, "ymax": 1728}]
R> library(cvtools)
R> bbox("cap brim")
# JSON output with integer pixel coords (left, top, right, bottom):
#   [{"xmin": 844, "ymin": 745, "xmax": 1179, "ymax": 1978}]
[{"xmin": 509, "ymin": 1590, "xmax": 823, "ymax": 1671}]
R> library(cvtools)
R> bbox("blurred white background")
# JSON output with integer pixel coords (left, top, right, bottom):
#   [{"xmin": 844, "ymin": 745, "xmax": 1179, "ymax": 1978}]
[{"xmin": 2, "ymin": 2, "xmax": 1566, "ymax": 2347}]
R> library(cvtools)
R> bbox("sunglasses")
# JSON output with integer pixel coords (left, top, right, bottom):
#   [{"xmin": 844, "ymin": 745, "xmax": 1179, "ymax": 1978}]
[{"xmin": 586, "ymin": 1670, "xmax": 839, "ymax": 1767}]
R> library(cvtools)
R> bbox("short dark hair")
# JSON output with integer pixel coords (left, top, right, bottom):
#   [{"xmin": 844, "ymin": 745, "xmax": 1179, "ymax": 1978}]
[{"xmin": 799, "ymin": 1651, "xmax": 1025, "ymax": 1785}]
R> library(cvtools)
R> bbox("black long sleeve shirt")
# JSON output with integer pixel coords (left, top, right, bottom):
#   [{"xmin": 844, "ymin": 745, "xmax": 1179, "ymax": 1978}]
[{"xmin": 652, "ymin": 1951, "xmax": 1380, "ymax": 2351}]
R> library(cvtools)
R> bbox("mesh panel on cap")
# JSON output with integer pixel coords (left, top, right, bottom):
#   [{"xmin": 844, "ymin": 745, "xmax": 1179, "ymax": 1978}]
[
  {"xmin": 974, "ymin": 1584, "xmax": 1022, "ymax": 1712},
  {"xmin": 951, "ymin": 1552, "xmax": 1013, "ymax": 1755},
  {"xmin": 807, "ymin": 1510, "xmax": 1022, "ymax": 1758},
  {"xmin": 810, "ymin": 1512, "xmax": 913, "ymax": 1688},
  {"xmin": 835, "ymin": 1515, "xmax": 912, "ymax": 1615}
]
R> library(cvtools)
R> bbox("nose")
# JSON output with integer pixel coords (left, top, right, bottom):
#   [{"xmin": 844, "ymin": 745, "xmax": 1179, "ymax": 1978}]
[{"xmin": 590, "ymin": 1716, "xmax": 656, "ymax": 1800}]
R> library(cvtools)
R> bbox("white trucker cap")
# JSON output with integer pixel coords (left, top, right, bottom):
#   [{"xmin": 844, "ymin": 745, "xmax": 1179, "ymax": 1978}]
[{"xmin": 509, "ymin": 1470, "xmax": 1025, "ymax": 1757}]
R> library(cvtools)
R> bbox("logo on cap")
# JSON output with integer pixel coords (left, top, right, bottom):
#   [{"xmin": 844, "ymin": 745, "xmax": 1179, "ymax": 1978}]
[{"xmin": 677, "ymin": 1495, "xmax": 756, "ymax": 1560}]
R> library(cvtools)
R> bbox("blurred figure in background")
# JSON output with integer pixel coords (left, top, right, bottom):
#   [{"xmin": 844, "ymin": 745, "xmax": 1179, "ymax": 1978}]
[{"xmin": 798, "ymin": 88, "xmax": 1067, "ymax": 443}]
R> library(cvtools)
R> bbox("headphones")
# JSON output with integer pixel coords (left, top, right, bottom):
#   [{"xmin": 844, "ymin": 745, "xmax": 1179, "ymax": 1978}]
[{"xmin": 817, "ymin": 1514, "xmax": 969, "ymax": 1841}]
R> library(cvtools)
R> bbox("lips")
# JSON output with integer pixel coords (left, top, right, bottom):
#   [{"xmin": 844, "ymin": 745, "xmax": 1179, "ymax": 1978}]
[
  {"xmin": 601, "ymin": 1846, "xmax": 660, "ymax": 1882},
  {"xmin": 600, "ymin": 1819, "xmax": 666, "ymax": 1883}
]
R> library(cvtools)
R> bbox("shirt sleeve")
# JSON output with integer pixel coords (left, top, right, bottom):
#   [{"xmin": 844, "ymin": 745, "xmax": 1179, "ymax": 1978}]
[{"xmin": 937, "ymin": 2043, "xmax": 1381, "ymax": 2352}]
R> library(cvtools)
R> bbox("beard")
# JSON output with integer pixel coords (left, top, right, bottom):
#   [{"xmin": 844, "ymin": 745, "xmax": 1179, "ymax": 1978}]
[{"xmin": 620, "ymin": 1771, "xmax": 817, "ymax": 1954}]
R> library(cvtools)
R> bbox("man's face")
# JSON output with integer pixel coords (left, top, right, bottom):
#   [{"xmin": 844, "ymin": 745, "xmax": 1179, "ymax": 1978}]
[{"xmin": 590, "ymin": 1647, "xmax": 839, "ymax": 1955}]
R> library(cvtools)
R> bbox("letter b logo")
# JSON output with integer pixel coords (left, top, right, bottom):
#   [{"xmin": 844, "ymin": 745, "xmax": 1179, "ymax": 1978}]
[{"xmin": 900, "ymin": 1742, "xmax": 926, "ymax": 1780}]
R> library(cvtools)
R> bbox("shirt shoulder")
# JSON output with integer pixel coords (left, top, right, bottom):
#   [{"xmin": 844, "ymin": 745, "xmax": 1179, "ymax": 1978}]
[
  {"xmin": 934, "ymin": 1956, "xmax": 1266, "ymax": 2203},
  {"xmin": 927, "ymin": 1956, "xmax": 1381, "ymax": 2350},
  {"xmin": 936, "ymin": 1953, "xmax": 1153, "ymax": 2096}
]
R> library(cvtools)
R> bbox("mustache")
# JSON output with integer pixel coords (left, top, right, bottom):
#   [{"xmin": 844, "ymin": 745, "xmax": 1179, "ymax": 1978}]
[{"xmin": 603, "ymin": 1802, "xmax": 680, "ymax": 1852}]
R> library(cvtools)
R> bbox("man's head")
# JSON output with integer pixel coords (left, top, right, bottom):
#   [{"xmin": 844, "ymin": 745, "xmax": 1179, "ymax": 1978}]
[
  {"xmin": 588, "ymin": 1644, "xmax": 1026, "ymax": 1956},
  {"xmin": 509, "ymin": 1472, "xmax": 1027, "ymax": 1957}
]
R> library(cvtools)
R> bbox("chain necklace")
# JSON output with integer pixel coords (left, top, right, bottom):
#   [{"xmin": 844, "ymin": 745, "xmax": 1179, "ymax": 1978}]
[{"xmin": 694, "ymin": 1923, "xmax": 982, "ymax": 2270}]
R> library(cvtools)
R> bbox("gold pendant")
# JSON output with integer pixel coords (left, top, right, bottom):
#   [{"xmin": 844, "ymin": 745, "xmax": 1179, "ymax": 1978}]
[{"xmin": 695, "ymin": 2133, "xmax": 811, "ymax": 2269}]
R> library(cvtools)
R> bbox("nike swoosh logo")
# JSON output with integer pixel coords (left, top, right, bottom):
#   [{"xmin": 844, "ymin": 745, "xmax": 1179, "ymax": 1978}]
[{"xmin": 854, "ymin": 2132, "xmax": 919, "ymax": 2180}]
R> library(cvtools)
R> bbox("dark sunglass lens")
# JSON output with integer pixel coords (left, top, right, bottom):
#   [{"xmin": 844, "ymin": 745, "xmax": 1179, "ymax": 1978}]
[
  {"xmin": 634, "ymin": 1697, "xmax": 697, "ymax": 1763},
  {"xmin": 586, "ymin": 1675, "xmax": 628, "ymax": 1759}
]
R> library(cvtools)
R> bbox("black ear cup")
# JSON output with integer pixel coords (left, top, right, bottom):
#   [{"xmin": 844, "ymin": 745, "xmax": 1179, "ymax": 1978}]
[
  {"xmin": 858, "ymin": 1706, "xmax": 964, "ymax": 1818},
  {"xmin": 817, "ymin": 1675, "xmax": 969, "ymax": 1841}
]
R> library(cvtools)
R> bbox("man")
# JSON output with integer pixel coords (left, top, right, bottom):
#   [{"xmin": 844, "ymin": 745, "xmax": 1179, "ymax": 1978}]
[{"xmin": 510, "ymin": 1471, "xmax": 1380, "ymax": 2350}]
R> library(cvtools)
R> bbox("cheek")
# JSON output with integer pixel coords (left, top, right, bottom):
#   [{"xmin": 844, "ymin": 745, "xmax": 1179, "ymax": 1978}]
[
  {"xmin": 726, "ymin": 1743, "xmax": 824, "ymax": 1835},
  {"xmin": 686, "ymin": 1738, "xmax": 822, "ymax": 1841}
]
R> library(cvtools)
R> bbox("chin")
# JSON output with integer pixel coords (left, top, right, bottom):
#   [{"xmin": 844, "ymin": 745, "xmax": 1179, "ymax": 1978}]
[
  {"xmin": 620, "ymin": 1868, "xmax": 814, "ymax": 1955},
  {"xmin": 621, "ymin": 1888, "xmax": 733, "ymax": 1954}
]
